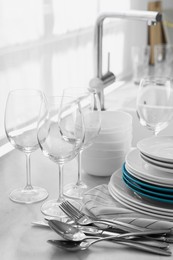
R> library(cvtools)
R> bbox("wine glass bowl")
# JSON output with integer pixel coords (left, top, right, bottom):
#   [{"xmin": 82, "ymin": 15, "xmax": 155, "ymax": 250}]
[
  {"xmin": 4, "ymin": 89, "xmax": 48, "ymax": 204},
  {"xmin": 136, "ymin": 77, "xmax": 173, "ymax": 135},
  {"xmin": 37, "ymin": 95, "xmax": 84, "ymax": 217},
  {"xmin": 79, "ymin": 93, "xmax": 101, "ymax": 148}
]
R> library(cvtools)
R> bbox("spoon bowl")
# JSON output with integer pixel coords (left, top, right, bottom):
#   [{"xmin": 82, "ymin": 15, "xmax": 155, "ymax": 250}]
[
  {"xmin": 48, "ymin": 239, "xmax": 85, "ymax": 251},
  {"xmin": 48, "ymin": 219, "xmax": 88, "ymax": 241}
]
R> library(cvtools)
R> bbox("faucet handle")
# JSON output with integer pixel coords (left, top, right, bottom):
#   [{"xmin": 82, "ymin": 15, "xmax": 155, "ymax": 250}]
[
  {"xmin": 102, "ymin": 52, "xmax": 116, "ymax": 86},
  {"xmin": 107, "ymin": 52, "xmax": 110, "ymax": 72},
  {"xmin": 100, "ymin": 51, "xmax": 115, "ymax": 85}
]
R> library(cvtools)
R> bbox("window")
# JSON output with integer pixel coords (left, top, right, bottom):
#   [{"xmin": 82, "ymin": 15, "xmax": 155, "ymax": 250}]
[{"xmin": 0, "ymin": 0, "xmax": 131, "ymax": 144}]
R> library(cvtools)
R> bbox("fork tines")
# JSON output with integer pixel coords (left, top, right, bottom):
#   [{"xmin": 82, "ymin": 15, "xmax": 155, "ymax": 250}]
[{"xmin": 59, "ymin": 200, "xmax": 83, "ymax": 220}]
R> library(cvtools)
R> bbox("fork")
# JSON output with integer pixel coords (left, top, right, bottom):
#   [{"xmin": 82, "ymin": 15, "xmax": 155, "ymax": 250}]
[{"xmin": 59, "ymin": 200, "xmax": 170, "ymax": 234}]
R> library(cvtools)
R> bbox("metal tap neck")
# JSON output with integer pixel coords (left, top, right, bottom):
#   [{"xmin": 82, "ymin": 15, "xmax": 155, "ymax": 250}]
[
  {"xmin": 90, "ymin": 10, "xmax": 162, "ymax": 110},
  {"xmin": 94, "ymin": 10, "xmax": 162, "ymax": 80}
]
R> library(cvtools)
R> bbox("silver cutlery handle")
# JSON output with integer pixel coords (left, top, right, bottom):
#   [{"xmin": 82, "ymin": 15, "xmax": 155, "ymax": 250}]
[
  {"xmin": 96, "ymin": 218, "xmax": 146, "ymax": 232},
  {"xmin": 103, "ymin": 239, "xmax": 171, "ymax": 256}
]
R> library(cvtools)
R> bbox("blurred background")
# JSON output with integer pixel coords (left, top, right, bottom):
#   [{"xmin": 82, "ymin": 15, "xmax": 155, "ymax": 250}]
[{"xmin": 0, "ymin": 0, "xmax": 173, "ymax": 146}]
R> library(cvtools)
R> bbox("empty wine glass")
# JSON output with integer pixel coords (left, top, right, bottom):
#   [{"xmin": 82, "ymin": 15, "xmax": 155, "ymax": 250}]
[
  {"xmin": 131, "ymin": 45, "xmax": 150, "ymax": 84},
  {"xmin": 63, "ymin": 88, "xmax": 101, "ymax": 199},
  {"xmin": 4, "ymin": 89, "xmax": 48, "ymax": 204},
  {"xmin": 136, "ymin": 77, "xmax": 173, "ymax": 135},
  {"xmin": 154, "ymin": 44, "xmax": 173, "ymax": 77},
  {"xmin": 37, "ymin": 95, "xmax": 84, "ymax": 217}
]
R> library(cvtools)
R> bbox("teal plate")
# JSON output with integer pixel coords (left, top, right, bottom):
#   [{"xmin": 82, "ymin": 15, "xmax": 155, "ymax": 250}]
[
  {"xmin": 122, "ymin": 175, "xmax": 173, "ymax": 204},
  {"xmin": 123, "ymin": 171, "xmax": 173, "ymax": 199},
  {"xmin": 122, "ymin": 163, "xmax": 173, "ymax": 193}
]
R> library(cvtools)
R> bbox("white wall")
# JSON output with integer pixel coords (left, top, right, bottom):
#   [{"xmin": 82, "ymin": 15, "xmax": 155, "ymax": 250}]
[{"xmin": 162, "ymin": 0, "xmax": 173, "ymax": 9}]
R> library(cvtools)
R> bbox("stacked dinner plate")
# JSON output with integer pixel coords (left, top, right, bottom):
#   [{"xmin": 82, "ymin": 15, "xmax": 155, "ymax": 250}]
[{"xmin": 108, "ymin": 136, "xmax": 173, "ymax": 220}]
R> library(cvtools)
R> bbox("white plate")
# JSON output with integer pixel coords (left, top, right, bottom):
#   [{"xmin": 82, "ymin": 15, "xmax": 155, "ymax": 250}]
[
  {"xmin": 141, "ymin": 152, "xmax": 173, "ymax": 170},
  {"xmin": 125, "ymin": 148, "xmax": 173, "ymax": 185},
  {"xmin": 108, "ymin": 169, "xmax": 173, "ymax": 214},
  {"xmin": 137, "ymin": 136, "xmax": 173, "ymax": 163},
  {"xmin": 109, "ymin": 185, "xmax": 173, "ymax": 220},
  {"xmin": 125, "ymin": 164, "xmax": 173, "ymax": 188},
  {"xmin": 108, "ymin": 185, "xmax": 173, "ymax": 220}
]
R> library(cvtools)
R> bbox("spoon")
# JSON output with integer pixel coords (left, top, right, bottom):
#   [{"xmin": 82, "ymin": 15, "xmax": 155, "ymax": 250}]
[
  {"xmin": 47, "ymin": 239, "xmax": 171, "ymax": 255},
  {"xmin": 48, "ymin": 219, "xmax": 169, "ymax": 248}
]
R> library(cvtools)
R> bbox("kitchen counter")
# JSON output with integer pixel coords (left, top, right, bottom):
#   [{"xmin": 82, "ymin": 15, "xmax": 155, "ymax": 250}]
[{"xmin": 1, "ymin": 80, "xmax": 173, "ymax": 260}]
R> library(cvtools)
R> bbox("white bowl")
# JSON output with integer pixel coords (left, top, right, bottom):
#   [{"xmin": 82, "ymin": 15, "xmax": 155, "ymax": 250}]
[
  {"xmin": 100, "ymin": 111, "xmax": 133, "ymax": 133},
  {"xmin": 91, "ymin": 137, "xmax": 132, "ymax": 151},
  {"xmin": 95, "ymin": 129, "xmax": 132, "ymax": 143},
  {"xmin": 81, "ymin": 153, "xmax": 124, "ymax": 176},
  {"xmin": 82, "ymin": 147, "xmax": 127, "ymax": 159}
]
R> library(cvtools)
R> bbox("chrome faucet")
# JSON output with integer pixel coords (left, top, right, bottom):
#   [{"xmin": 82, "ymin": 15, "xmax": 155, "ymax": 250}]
[{"xmin": 89, "ymin": 10, "xmax": 162, "ymax": 110}]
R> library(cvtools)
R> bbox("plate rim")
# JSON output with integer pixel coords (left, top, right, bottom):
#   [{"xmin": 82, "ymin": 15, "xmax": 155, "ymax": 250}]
[
  {"xmin": 123, "ymin": 175, "xmax": 173, "ymax": 204},
  {"xmin": 108, "ymin": 185, "xmax": 173, "ymax": 220},
  {"xmin": 125, "ymin": 163, "xmax": 173, "ymax": 188},
  {"xmin": 140, "ymin": 153, "xmax": 173, "ymax": 173},
  {"xmin": 108, "ymin": 169, "xmax": 173, "ymax": 213},
  {"xmin": 123, "ymin": 163, "xmax": 173, "ymax": 192},
  {"xmin": 125, "ymin": 148, "xmax": 173, "ymax": 184},
  {"xmin": 137, "ymin": 136, "xmax": 173, "ymax": 163},
  {"xmin": 141, "ymin": 152, "xmax": 173, "ymax": 166}
]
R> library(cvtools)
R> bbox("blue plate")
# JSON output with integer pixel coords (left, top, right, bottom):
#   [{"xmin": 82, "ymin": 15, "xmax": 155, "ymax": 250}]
[
  {"xmin": 123, "ymin": 172, "xmax": 173, "ymax": 199},
  {"xmin": 122, "ymin": 163, "xmax": 173, "ymax": 193},
  {"xmin": 122, "ymin": 176, "xmax": 173, "ymax": 204}
]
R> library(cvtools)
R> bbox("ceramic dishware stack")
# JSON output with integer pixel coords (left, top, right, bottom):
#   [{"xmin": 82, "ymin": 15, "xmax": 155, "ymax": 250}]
[
  {"xmin": 81, "ymin": 111, "xmax": 133, "ymax": 176},
  {"xmin": 108, "ymin": 136, "xmax": 173, "ymax": 220}
]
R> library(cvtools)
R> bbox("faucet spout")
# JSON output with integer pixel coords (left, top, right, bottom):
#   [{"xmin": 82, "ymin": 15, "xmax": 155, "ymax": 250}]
[{"xmin": 89, "ymin": 10, "xmax": 162, "ymax": 110}]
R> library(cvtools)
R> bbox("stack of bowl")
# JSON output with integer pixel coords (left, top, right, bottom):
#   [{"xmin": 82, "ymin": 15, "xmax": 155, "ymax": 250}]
[{"xmin": 82, "ymin": 111, "xmax": 133, "ymax": 176}]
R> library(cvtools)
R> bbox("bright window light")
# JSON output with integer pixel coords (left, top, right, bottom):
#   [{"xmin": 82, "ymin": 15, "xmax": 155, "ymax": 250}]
[{"xmin": 0, "ymin": 0, "xmax": 131, "ymax": 143}]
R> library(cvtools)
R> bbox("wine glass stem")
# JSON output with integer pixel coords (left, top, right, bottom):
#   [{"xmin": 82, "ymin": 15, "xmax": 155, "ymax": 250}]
[
  {"xmin": 76, "ymin": 150, "xmax": 82, "ymax": 185},
  {"xmin": 58, "ymin": 163, "xmax": 64, "ymax": 201},
  {"xmin": 25, "ymin": 153, "xmax": 33, "ymax": 190}
]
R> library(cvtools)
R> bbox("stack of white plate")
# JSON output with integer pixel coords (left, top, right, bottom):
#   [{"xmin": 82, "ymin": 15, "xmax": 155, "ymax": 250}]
[
  {"xmin": 137, "ymin": 136, "xmax": 173, "ymax": 173},
  {"xmin": 82, "ymin": 111, "xmax": 133, "ymax": 176},
  {"xmin": 108, "ymin": 136, "xmax": 173, "ymax": 220}
]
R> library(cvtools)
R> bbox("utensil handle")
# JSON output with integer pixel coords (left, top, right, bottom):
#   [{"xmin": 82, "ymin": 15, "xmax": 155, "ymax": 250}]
[
  {"xmin": 95, "ymin": 219, "xmax": 146, "ymax": 232},
  {"xmin": 111, "ymin": 239, "xmax": 171, "ymax": 256},
  {"xmin": 95, "ymin": 219, "xmax": 171, "ymax": 235},
  {"xmin": 89, "ymin": 235, "xmax": 171, "ymax": 255}
]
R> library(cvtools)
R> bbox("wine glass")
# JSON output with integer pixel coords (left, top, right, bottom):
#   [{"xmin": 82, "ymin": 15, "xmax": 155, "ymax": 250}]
[
  {"xmin": 37, "ymin": 95, "xmax": 84, "ymax": 217},
  {"xmin": 154, "ymin": 44, "xmax": 173, "ymax": 77},
  {"xmin": 62, "ymin": 88, "xmax": 101, "ymax": 199},
  {"xmin": 131, "ymin": 45, "xmax": 150, "ymax": 84},
  {"xmin": 136, "ymin": 77, "xmax": 173, "ymax": 135},
  {"xmin": 4, "ymin": 89, "xmax": 48, "ymax": 204}
]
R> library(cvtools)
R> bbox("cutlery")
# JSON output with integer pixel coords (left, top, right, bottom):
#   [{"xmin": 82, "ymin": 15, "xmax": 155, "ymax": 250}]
[
  {"xmin": 59, "ymin": 200, "xmax": 173, "ymax": 234},
  {"xmin": 32, "ymin": 221, "xmax": 117, "ymax": 235},
  {"xmin": 32, "ymin": 220, "xmax": 173, "ymax": 242},
  {"xmin": 59, "ymin": 201, "xmax": 145, "ymax": 232},
  {"xmin": 48, "ymin": 219, "xmax": 169, "ymax": 249},
  {"xmin": 32, "ymin": 221, "xmax": 50, "ymax": 227},
  {"xmin": 47, "ymin": 239, "xmax": 171, "ymax": 255}
]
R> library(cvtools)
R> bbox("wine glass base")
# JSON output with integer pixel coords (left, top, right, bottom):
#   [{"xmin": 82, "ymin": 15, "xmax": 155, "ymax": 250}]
[
  {"xmin": 9, "ymin": 186, "xmax": 48, "ymax": 204},
  {"xmin": 63, "ymin": 182, "xmax": 88, "ymax": 200},
  {"xmin": 41, "ymin": 198, "xmax": 82, "ymax": 218}
]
